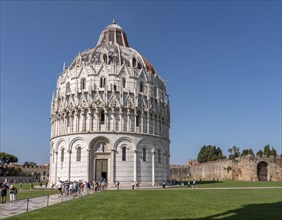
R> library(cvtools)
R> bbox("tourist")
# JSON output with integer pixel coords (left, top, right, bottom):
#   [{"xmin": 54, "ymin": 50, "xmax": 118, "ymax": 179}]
[
  {"xmin": 162, "ymin": 180, "xmax": 166, "ymax": 189},
  {"xmin": 0, "ymin": 182, "xmax": 8, "ymax": 203},
  {"xmin": 19, "ymin": 182, "xmax": 23, "ymax": 190},
  {"xmin": 132, "ymin": 181, "xmax": 135, "ymax": 190},
  {"xmin": 192, "ymin": 179, "xmax": 196, "ymax": 188},
  {"xmin": 116, "ymin": 181, "xmax": 120, "ymax": 190},
  {"xmin": 29, "ymin": 182, "xmax": 34, "ymax": 191},
  {"xmin": 103, "ymin": 179, "xmax": 107, "ymax": 190},
  {"xmin": 57, "ymin": 181, "xmax": 63, "ymax": 197},
  {"xmin": 187, "ymin": 181, "xmax": 191, "ymax": 188},
  {"xmin": 9, "ymin": 184, "xmax": 17, "ymax": 205}
]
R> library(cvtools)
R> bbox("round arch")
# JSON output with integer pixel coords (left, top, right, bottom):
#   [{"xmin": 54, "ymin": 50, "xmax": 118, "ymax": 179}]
[{"xmin": 257, "ymin": 161, "xmax": 268, "ymax": 181}]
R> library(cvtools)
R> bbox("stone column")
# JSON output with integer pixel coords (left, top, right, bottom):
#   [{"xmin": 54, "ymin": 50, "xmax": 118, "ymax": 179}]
[
  {"xmin": 79, "ymin": 111, "xmax": 83, "ymax": 132},
  {"xmin": 163, "ymin": 152, "xmax": 167, "ymax": 180},
  {"xmin": 111, "ymin": 149, "xmax": 115, "ymax": 184},
  {"xmin": 119, "ymin": 108, "xmax": 123, "ymax": 132},
  {"xmin": 87, "ymin": 149, "xmax": 90, "ymax": 182},
  {"xmin": 94, "ymin": 109, "xmax": 99, "ymax": 131},
  {"xmin": 54, "ymin": 118, "xmax": 57, "ymax": 136},
  {"xmin": 141, "ymin": 113, "xmax": 144, "ymax": 133},
  {"xmin": 134, "ymin": 109, "xmax": 137, "ymax": 132},
  {"xmin": 152, "ymin": 151, "xmax": 155, "ymax": 186},
  {"xmin": 86, "ymin": 109, "xmax": 92, "ymax": 131},
  {"xmin": 134, "ymin": 150, "xmax": 137, "ymax": 183},
  {"xmin": 57, "ymin": 117, "xmax": 60, "ymax": 135},
  {"xmin": 112, "ymin": 108, "xmax": 116, "ymax": 131},
  {"xmin": 69, "ymin": 113, "xmax": 73, "ymax": 133},
  {"xmin": 64, "ymin": 113, "xmax": 68, "ymax": 134},
  {"xmin": 67, "ymin": 150, "xmax": 72, "ymax": 181},
  {"xmin": 127, "ymin": 109, "xmax": 130, "ymax": 132},
  {"xmin": 147, "ymin": 112, "xmax": 150, "ymax": 134},
  {"xmin": 74, "ymin": 110, "xmax": 79, "ymax": 132},
  {"xmin": 54, "ymin": 151, "xmax": 58, "ymax": 184},
  {"xmin": 104, "ymin": 109, "xmax": 108, "ymax": 131},
  {"xmin": 152, "ymin": 115, "xmax": 155, "ymax": 135}
]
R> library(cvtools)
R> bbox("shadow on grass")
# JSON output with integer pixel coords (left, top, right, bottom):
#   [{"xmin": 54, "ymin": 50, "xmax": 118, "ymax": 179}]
[
  {"xmin": 195, "ymin": 180, "xmax": 223, "ymax": 185},
  {"xmin": 169, "ymin": 201, "xmax": 282, "ymax": 219}
]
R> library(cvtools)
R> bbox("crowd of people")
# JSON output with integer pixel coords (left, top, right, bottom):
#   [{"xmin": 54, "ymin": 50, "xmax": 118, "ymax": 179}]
[{"xmin": 54, "ymin": 177, "xmax": 111, "ymax": 197}]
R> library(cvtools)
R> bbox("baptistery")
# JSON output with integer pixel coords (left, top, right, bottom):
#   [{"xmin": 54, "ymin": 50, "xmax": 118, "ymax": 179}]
[{"xmin": 49, "ymin": 20, "xmax": 170, "ymax": 186}]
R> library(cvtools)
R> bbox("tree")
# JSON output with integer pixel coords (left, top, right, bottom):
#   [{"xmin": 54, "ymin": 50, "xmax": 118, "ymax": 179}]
[
  {"xmin": 228, "ymin": 146, "xmax": 240, "ymax": 160},
  {"xmin": 197, "ymin": 145, "xmax": 225, "ymax": 163},
  {"xmin": 0, "ymin": 152, "xmax": 18, "ymax": 176},
  {"xmin": 270, "ymin": 147, "xmax": 277, "ymax": 158},
  {"xmin": 241, "ymin": 149, "xmax": 254, "ymax": 157},
  {"xmin": 24, "ymin": 161, "xmax": 37, "ymax": 167},
  {"xmin": 263, "ymin": 145, "xmax": 277, "ymax": 158},
  {"xmin": 263, "ymin": 144, "xmax": 271, "ymax": 157},
  {"xmin": 256, "ymin": 150, "xmax": 263, "ymax": 157}
]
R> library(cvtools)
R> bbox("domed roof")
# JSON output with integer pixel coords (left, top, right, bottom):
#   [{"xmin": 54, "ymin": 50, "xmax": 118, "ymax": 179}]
[{"xmin": 69, "ymin": 21, "xmax": 156, "ymax": 75}]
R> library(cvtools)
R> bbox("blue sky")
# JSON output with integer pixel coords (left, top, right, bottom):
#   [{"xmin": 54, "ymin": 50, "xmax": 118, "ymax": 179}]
[{"xmin": 1, "ymin": 1, "xmax": 281, "ymax": 165}]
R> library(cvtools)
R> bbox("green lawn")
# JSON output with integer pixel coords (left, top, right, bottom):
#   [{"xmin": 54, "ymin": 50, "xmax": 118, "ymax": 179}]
[
  {"xmin": 180, "ymin": 180, "xmax": 282, "ymax": 188},
  {"xmin": 6, "ymin": 186, "xmax": 282, "ymax": 220},
  {"xmin": 5, "ymin": 182, "xmax": 57, "ymax": 201}
]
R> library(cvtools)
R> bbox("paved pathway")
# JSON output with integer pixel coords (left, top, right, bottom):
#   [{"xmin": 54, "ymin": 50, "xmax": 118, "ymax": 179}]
[
  {"xmin": 0, "ymin": 191, "xmax": 94, "ymax": 219},
  {"xmin": 0, "ymin": 186, "xmax": 281, "ymax": 219}
]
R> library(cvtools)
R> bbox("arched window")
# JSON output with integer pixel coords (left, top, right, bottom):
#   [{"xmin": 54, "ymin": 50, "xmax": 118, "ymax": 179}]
[
  {"xmin": 139, "ymin": 81, "xmax": 144, "ymax": 93},
  {"xmin": 103, "ymin": 54, "xmax": 107, "ymax": 63},
  {"xmin": 122, "ymin": 146, "xmax": 126, "ymax": 161},
  {"xmin": 154, "ymin": 86, "xmax": 157, "ymax": 97},
  {"xmin": 61, "ymin": 148, "xmax": 64, "ymax": 162},
  {"xmin": 136, "ymin": 112, "xmax": 140, "ymax": 127},
  {"xmin": 143, "ymin": 147, "xmax": 146, "ymax": 162},
  {"xmin": 66, "ymin": 82, "xmax": 71, "ymax": 94},
  {"xmin": 158, "ymin": 149, "xmax": 161, "ymax": 163},
  {"xmin": 80, "ymin": 78, "xmax": 86, "ymax": 90},
  {"xmin": 122, "ymin": 77, "xmax": 126, "ymax": 88},
  {"xmin": 100, "ymin": 77, "xmax": 106, "ymax": 88},
  {"xmin": 132, "ymin": 58, "xmax": 136, "ymax": 67},
  {"xmin": 76, "ymin": 147, "xmax": 81, "ymax": 162},
  {"xmin": 100, "ymin": 110, "xmax": 105, "ymax": 125},
  {"xmin": 113, "ymin": 84, "xmax": 117, "ymax": 92}
]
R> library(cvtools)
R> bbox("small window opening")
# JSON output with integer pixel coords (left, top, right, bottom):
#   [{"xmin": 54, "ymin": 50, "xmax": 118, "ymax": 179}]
[
  {"xmin": 122, "ymin": 78, "xmax": 126, "ymax": 88},
  {"xmin": 81, "ymin": 78, "xmax": 86, "ymax": 90},
  {"xmin": 61, "ymin": 148, "xmax": 64, "ymax": 162},
  {"xmin": 140, "ymin": 81, "xmax": 144, "ymax": 93},
  {"xmin": 122, "ymin": 146, "xmax": 126, "ymax": 161},
  {"xmin": 143, "ymin": 147, "xmax": 146, "ymax": 162},
  {"xmin": 100, "ymin": 110, "xmax": 105, "ymax": 124},
  {"xmin": 76, "ymin": 147, "xmax": 81, "ymax": 161}
]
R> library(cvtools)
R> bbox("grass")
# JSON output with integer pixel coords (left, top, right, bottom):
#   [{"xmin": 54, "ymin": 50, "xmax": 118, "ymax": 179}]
[
  {"xmin": 4, "ymin": 182, "xmax": 57, "ymax": 202},
  {"xmin": 178, "ymin": 180, "xmax": 282, "ymax": 188},
  {"xmin": 5, "ymin": 181, "xmax": 282, "ymax": 220}
]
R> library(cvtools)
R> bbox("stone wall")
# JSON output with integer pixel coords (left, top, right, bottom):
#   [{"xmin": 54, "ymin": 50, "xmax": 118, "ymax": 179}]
[
  {"xmin": 188, "ymin": 156, "xmax": 282, "ymax": 181},
  {"xmin": 170, "ymin": 165, "xmax": 190, "ymax": 180}
]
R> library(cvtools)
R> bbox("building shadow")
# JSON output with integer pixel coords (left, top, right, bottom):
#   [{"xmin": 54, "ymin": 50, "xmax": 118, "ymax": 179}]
[{"xmin": 168, "ymin": 201, "xmax": 282, "ymax": 220}]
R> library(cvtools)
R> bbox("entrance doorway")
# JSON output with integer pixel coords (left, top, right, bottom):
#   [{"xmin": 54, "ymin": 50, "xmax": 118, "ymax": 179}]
[
  {"xmin": 257, "ymin": 161, "xmax": 268, "ymax": 181},
  {"xmin": 96, "ymin": 159, "xmax": 108, "ymax": 181}
]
